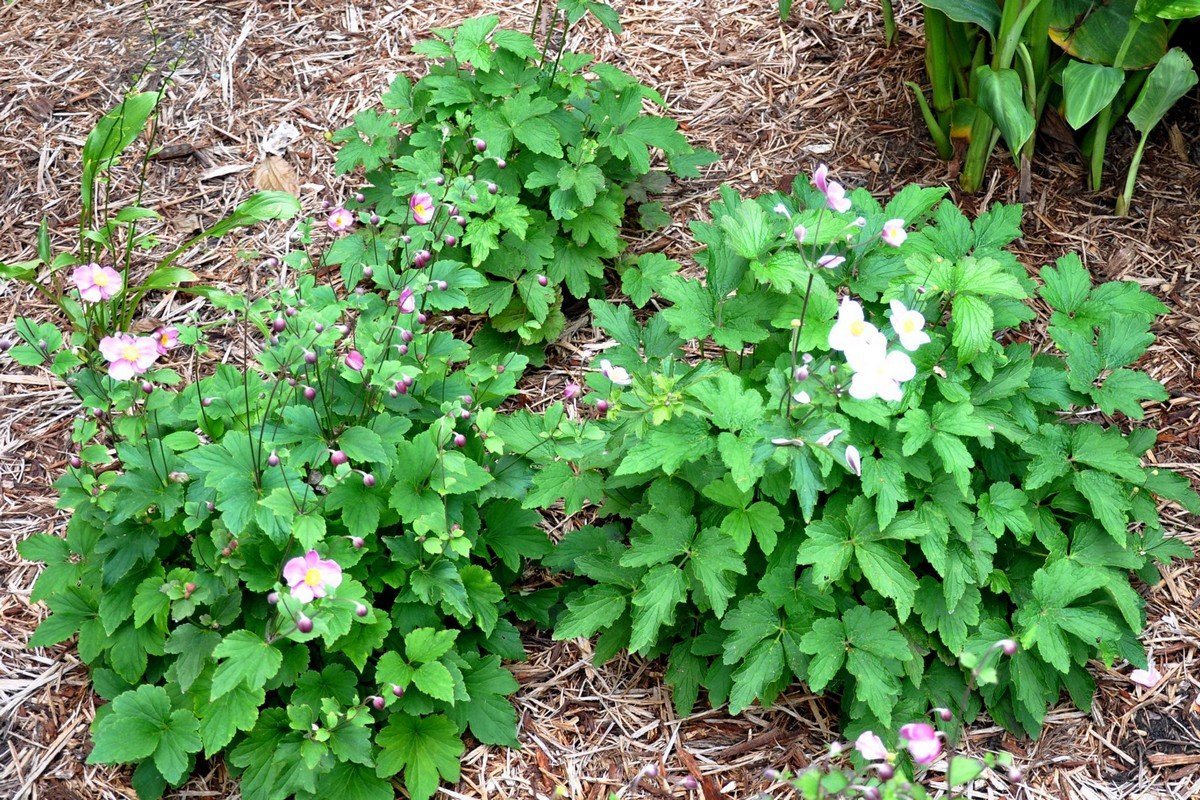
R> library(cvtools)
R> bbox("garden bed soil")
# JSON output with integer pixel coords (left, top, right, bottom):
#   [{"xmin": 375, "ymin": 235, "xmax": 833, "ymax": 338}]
[{"xmin": 2, "ymin": 0, "xmax": 1199, "ymax": 798}]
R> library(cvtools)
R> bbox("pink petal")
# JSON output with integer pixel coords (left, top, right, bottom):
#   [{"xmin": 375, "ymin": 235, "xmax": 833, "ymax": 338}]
[
  {"xmin": 98, "ymin": 336, "xmax": 127, "ymax": 361},
  {"xmin": 107, "ymin": 360, "xmax": 136, "ymax": 380},
  {"xmin": 290, "ymin": 583, "xmax": 315, "ymax": 603},
  {"xmin": 1130, "ymin": 667, "xmax": 1161, "ymax": 689},
  {"xmin": 316, "ymin": 560, "xmax": 343, "ymax": 588},
  {"xmin": 304, "ymin": 549, "xmax": 321, "ymax": 567},
  {"xmin": 283, "ymin": 556, "xmax": 308, "ymax": 586}
]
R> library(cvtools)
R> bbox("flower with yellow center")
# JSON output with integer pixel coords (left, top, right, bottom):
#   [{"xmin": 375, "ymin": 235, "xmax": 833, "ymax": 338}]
[
  {"xmin": 888, "ymin": 300, "xmax": 931, "ymax": 351},
  {"xmin": 828, "ymin": 297, "xmax": 884, "ymax": 354},
  {"xmin": 282, "ymin": 549, "xmax": 343, "ymax": 603}
]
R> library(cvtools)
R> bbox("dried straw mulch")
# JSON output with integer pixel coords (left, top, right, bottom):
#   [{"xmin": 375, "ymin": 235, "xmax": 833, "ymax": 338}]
[{"xmin": 2, "ymin": 1, "xmax": 1199, "ymax": 798}]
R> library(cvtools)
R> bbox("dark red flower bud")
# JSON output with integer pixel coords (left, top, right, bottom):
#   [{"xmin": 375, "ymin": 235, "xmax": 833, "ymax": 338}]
[{"xmin": 597, "ymin": 399, "xmax": 610, "ymax": 412}]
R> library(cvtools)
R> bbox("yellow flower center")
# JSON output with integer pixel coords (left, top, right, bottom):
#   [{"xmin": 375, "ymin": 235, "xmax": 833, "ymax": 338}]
[
  {"xmin": 94, "ymin": 272, "xmax": 110, "ymax": 287},
  {"xmin": 304, "ymin": 567, "xmax": 323, "ymax": 586},
  {"xmin": 902, "ymin": 318, "xmax": 917, "ymax": 333},
  {"xmin": 121, "ymin": 345, "xmax": 140, "ymax": 361},
  {"xmin": 849, "ymin": 320, "xmax": 864, "ymax": 336}
]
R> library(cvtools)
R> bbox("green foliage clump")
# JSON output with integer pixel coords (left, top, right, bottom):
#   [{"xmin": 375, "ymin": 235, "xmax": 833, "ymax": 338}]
[
  {"xmin": 17, "ymin": 224, "xmax": 589, "ymax": 799},
  {"xmin": 530, "ymin": 173, "xmax": 1196, "ymax": 739},
  {"xmin": 330, "ymin": 14, "xmax": 716, "ymax": 344}
]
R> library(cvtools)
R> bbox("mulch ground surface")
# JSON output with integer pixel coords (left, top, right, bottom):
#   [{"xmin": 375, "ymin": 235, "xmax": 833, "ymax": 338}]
[{"xmin": 2, "ymin": 1, "xmax": 1199, "ymax": 798}]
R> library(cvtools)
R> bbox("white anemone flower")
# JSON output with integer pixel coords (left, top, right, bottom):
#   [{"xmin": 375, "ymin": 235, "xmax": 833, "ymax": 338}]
[{"xmin": 888, "ymin": 300, "xmax": 931, "ymax": 351}]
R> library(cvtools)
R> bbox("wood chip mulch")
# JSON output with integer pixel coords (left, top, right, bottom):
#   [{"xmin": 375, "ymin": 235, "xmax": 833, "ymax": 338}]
[{"xmin": 2, "ymin": 1, "xmax": 1199, "ymax": 798}]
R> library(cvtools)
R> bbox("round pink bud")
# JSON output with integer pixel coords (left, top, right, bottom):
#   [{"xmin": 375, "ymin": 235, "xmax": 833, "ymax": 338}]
[
  {"xmin": 370, "ymin": 213, "xmax": 380, "ymax": 225},
  {"xmin": 322, "ymin": 199, "xmax": 331, "ymax": 210},
  {"xmin": 314, "ymin": 322, "xmax": 325, "ymax": 333},
  {"xmin": 202, "ymin": 396, "xmax": 214, "ymax": 407},
  {"xmin": 934, "ymin": 707, "xmax": 952, "ymax": 722},
  {"xmin": 494, "ymin": 364, "xmax": 505, "ymax": 374},
  {"xmin": 355, "ymin": 603, "xmax": 368, "ymax": 617},
  {"xmin": 286, "ymin": 306, "xmax": 297, "ymax": 317},
  {"xmin": 272, "ymin": 317, "xmax": 286, "ymax": 333},
  {"xmin": 266, "ymin": 257, "xmax": 279, "ymax": 268},
  {"xmin": 877, "ymin": 764, "xmax": 894, "ymax": 780},
  {"xmin": 449, "ymin": 205, "xmax": 460, "ymax": 217},
  {"xmin": 794, "ymin": 366, "xmax": 809, "ymax": 381},
  {"xmin": 454, "ymin": 215, "xmax": 466, "ymax": 226},
  {"xmin": 444, "ymin": 234, "xmax": 457, "ymax": 246},
  {"xmin": 297, "ymin": 615, "xmax": 313, "ymax": 633},
  {"xmin": 496, "ymin": 158, "xmax": 507, "ymax": 169},
  {"xmin": 267, "ymin": 591, "xmax": 280, "ymax": 605},
  {"xmin": 469, "ymin": 194, "xmax": 478, "ymax": 203},
  {"xmin": 363, "ymin": 266, "xmax": 374, "ymax": 278},
  {"xmin": 433, "ymin": 175, "xmax": 445, "ymax": 186},
  {"xmin": 999, "ymin": 639, "xmax": 1018, "ymax": 655},
  {"xmin": 436, "ymin": 280, "xmax": 448, "ymax": 291},
  {"xmin": 417, "ymin": 313, "xmax": 428, "ymax": 324},
  {"xmin": 69, "ymin": 455, "xmax": 82, "ymax": 468},
  {"xmin": 141, "ymin": 381, "xmax": 154, "ymax": 395},
  {"xmin": 268, "ymin": 452, "xmax": 280, "ymax": 467},
  {"xmin": 362, "ymin": 473, "xmax": 376, "ymax": 488},
  {"xmin": 403, "ymin": 375, "xmax": 414, "ymax": 387},
  {"xmin": 304, "ymin": 351, "xmax": 317, "ymax": 365},
  {"xmin": 681, "ymin": 776, "xmax": 698, "ymax": 791},
  {"xmin": 487, "ymin": 183, "xmax": 497, "ymax": 195},
  {"xmin": 1007, "ymin": 767, "xmax": 1023, "ymax": 783},
  {"xmin": 597, "ymin": 399, "xmax": 610, "ymax": 412},
  {"xmin": 351, "ymin": 536, "xmax": 365, "ymax": 550},
  {"xmin": 641, "ymin": 765, "xmax": 658, "ymax": 778},
  {"xmin": 372, "ymin": 695, "xmax": 385, "ymax": 710},
  {"xmin": 330, "ymin": 450, "xmax": 348, "ymax": 466},
  {"xmin": 304, "ymin": 386, "xmax": 317, "ymax": 401},
  {"xmin": 762, "ymin": 769, "xmax": 779, "ymax": 781},
  {"xmin": 863, "ymin": 789, "xmax": 881, "ymax": 800},
  {"xmin": 538, "ymin": 274, "xmax": 548, "ymax": 287},
  {"xmin": 453, "ymin": 433, "xmax": 466, "ymax": 448},
  {"xmin": 270, "ymin": 335, "xmax": 280, "ymax": 345},
  {"xmin": 355, "ymin": 192, "xmax": 365, "ymax": 203},
  {"xmin": 475, "ymin": 138, "xmax": 487, "ymax": 151}
]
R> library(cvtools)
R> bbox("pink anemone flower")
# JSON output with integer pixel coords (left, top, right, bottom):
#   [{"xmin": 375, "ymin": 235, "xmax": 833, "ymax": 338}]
[
  {"xmin": 327, "ymin": 207, "xmax": 355, "ymax": 232},
  {"xmin": 283, "ymin": 550, "xmax": 343, "ymax": 603},
  {"xmin": 410, "ymin": 192, "xmax": 435, "ymax": 225},
  {"xmin": 899, "ymin": 723, "xmax": 942, "ymax": 765},
  {"xmin": 153, "ymin": 326, "xmax": 180, "ymax": 355},
  {"xmin": 72, "ymin": 263, "xmax": 122, "ymax": 303},
  {"xmin": 98, "ymin": 334, "xmax": 159, "ymax": 380}
]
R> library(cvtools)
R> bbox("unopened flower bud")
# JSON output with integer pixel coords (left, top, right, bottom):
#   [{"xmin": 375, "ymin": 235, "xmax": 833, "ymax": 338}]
[
  {"xmin": 496, "ymin": 158, "xmax": 507, "ymax": 169},
  {"xmin": 445, "ymin": 234, "xmax": 457, "ymax": 247},
  {"xmin": 272, "ymin": 317, "xmax": 286, "ymax": 333},
  {"xmin": 794, "ymin": 366, "xmax": 809, "ymax": 381},
  {"xmin": 286, "ymin": 306, "xmax": 297, "ymax": 317},
  {"xmin": 351, "ymin": 536, "xmax": 365, "ymax": 550},
  {"xmin": 1007, "ymin": 767, "xmax": 1023, "ymax": 783},
  {"xmin": 437, "ymin": 280, "xmax": 448, "ymax": 291},
  {"xmin": 330, "ymin": 450, "xmax": 348, "ymax": 466},
  {"xmin": 487, "ymin": 182, "xmax": 497, "ymax": 194},
  {"xmin": 270, "ymin": 334, "xmax": 280, "ymax": 345},
  {"xmin": 401, "ymin": 234, "xmax": 412, "ymax": 245},
  {"xmin": 392, "ymin": 684, "xmax": 404, "ymax": 697},
  {"xmin": 362, "ymin": 473, "xmax": 376, "ymax": 488},
  {"xmin": 322, "ymin": 199, "xmax": 331, "ymax": 210},
  {"xmin": 475, "ymin": 138, "xmax": 487, "ymax": 151},
  {"xmin": 641, "ymin": 764, "xmax": 658, "ymax": 778},
  {"xmin": 453, "ymin": 433, "xmax": 466, "ymax": 447},
  {"xmin": 417, "ymin": 313, "xmax": 428, "ymax": 324},
  {"xmin": 355, "ymin": 602, "xmax": 368, "ymax": 617},
  {"xmin": 454, "ymin": 215, "xmax": 466, "ymax": 226},
  {"xmin": 762, "ymin": 769, "xmax": 779, "ymax": 781},
  {"xmin": 372, "ymin": 695, "xmax": 386, "ymax": 710},
  {"xmin": 538, "ymin": 274, "xmax": 548, "ymax": 287},
  {"xmin": 934, "ymin": 707, "xmax": 953, "ymax": 722},
  {"xmin": 314, "ymin": 322, "xmax": 325, "ymax": 333},
  {"xmin": 168, "ymin": 471, "xmax": 190, "ymax": 483},
  {"xmin": 297, "ymin": 614, "xmax": 313, "ymax": 633},
  {"xmin": 69, "ymin": 455, "xmax": 82, "ymax": 468},
  {"xmin": 469, "ymin": 194, "xmax": 478, "ymax": 203},
  {"xmin": 877, "ymin": 764, "xmax": 894, "ymax": 780},
  {"xmin": 363, "ymin": 266, "xmax": 374, "ymax": 278},
  {"xmin": 355, "ymin": 192, "xmax": 365, "ymax": 203},
  {"xmin": 267, "ymin": 591, "xmax": 280, "ymax": 605},
  {"xmin": 140, "ymin": 381, "xmax": 153, "ymax": 395},
  {"xmin": 0, "ymin": 338, "xmax": 12, "ymax": 352},
  {"xmin": 184, "ymin": 582, "xmax": 196, "ymax": 595},
  {"xmin": 681, "ymin": 776, "xmax": 698, "ymax": 790},
  {"xmin": 863, "ymin": 788, "xmax": 881, "ymax": 800},
  {"xmin": 434, "ymin": 175, "xmax": 445, "ymax": 186},
  {"xmin": 304, "ymin": 351, "xmax": 317, "ymax": 365},
  {"xmin": 370, "ymin": 213, "xmax": 380, "ymax": 225},
  {"xmin": 597, "ymin": 399, "xmax": 610, "ymax": 412},
  {"xmin": 494, "ymin": 364, "xmax": 504, "ymax": 374},
  {"xmin": 304, "ymin": 386, "xmax": 316, "ymax": 401},
  {"xmin": 999, "ymin": 639, "xmax": 1018, "ymax": 655},
  {"xmin": 268, "ymin": 452, "xmax": 280, "ymax": 467}
]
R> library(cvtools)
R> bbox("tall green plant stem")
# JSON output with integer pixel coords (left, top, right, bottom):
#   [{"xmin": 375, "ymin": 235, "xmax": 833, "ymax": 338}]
[
  {"xmin": 960, "ymin": 0, "xmax": 1048, "ymax": 192},
  {"xmin": 1089, "ymin": 19, "xmax": 1142, "ymax": 191}
]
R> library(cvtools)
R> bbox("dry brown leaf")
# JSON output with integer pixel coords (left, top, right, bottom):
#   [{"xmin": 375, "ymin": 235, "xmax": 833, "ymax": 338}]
[{"xmin": 252, "ymin": 155, "xmax": 300, "ymax": 195}]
